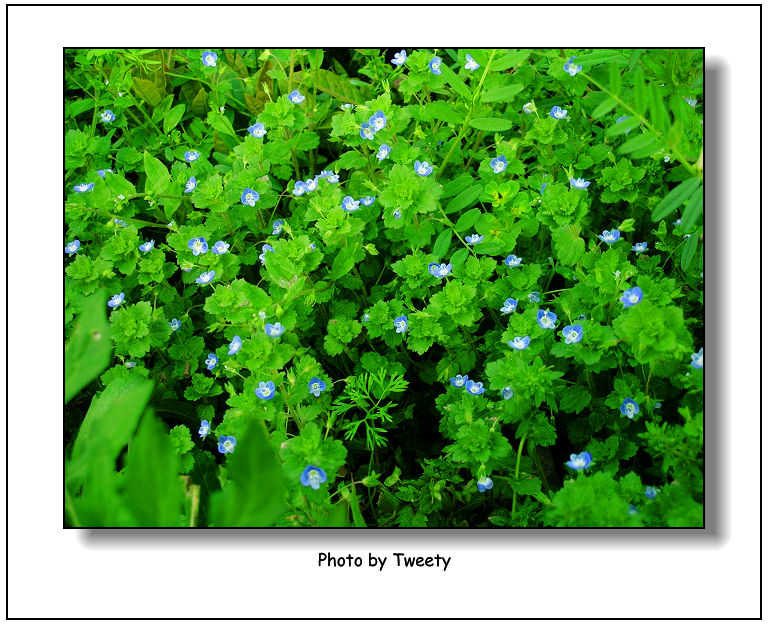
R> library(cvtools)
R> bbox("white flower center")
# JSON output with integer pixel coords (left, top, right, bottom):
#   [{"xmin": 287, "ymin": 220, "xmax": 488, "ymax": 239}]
[
  {"xmin": 223, "ymin": 441, "xmax": 233, "ymax": 452},
  {"xmin": 629, "ymin": 294, "xmax": 639, "ymax": 303}
]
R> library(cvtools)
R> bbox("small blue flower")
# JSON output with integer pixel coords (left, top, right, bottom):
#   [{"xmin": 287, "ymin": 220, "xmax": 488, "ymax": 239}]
[
  {"xmin": 170, "ymin": 318, "xmax": 181, "ymax": 332},
  {"xmin": 369, "ymin": 110, "xmax": 386, "ymax": 132},
  {"xmin": 620, "ymin": 397, "xmax": 640, "ymax": 419},
  {"xmin": 184, "ymin": 150, "xmax": 200, "ymax": 162},
  {"xmin": 205, "ymin": 353, "xmax": 218, "ymax": 371},
  {"xmin": 97, "ymin": 169, "xmax": 113, "ymax": 178},
  {"xmin": 465, "ymin": 233, "xmax": 484, "ymax": 245},
  {"xmin": 361, "ymin": 196, "xmax": 376, "ymax": 207},
  {"xmin": 537, "ymin": 309, "xmax": 558, "ymax": 330},
  {"xmin": 540, "ymin": 182, "xmax": 547, "ymax": 196},
  {"xmin": 569, "ymin": 178, "xmax": 590, "ymax": 189},
  {"xmin": 139, "ymin": 240, "xmax": 154, "ymax": 253},
  {"xmin": 690, "ymin": 347, "xmax": 703, "ymax": 369},
  {"xmin": 684, "ymin": 97, "xmax": 697, "ymax": 108},
  {"xmin": 500, "ymin": 298, "xmax": 518, "ymax": 314},
  {"xmin": 464, "ymin": 53, "xmax": 480, "ymax": 71},
  {"xmin": 114, "ymin": 218, "xmax": 126, "ymax": 227},
  {"xmin": 429, "ymin": 56, "xmax": 442, "ymax": 75},
  {"xmin": 561, "ymin": 324, "xmax": 583, "ymax": 344},
  {"xmin": 620, "ymin": 286, "xmax": 643, "ymax": 307},
  {"xmin": 362, "ymin": 313, "xmax": 370, "ymax": 322},
  {"xmin": 100, "ymin": 109, "xmax": 115, "ymax": 123},
  {"xmin": 293, "ymin": 180, "xmax": 308, "ymax": 196},
  {"xmin": 304, "ymin": 178, "xmax": 318, "ymax": 192},
  {"xmin": 248, "ymin": 122, "xmax": 266, "ymax": 138},
  {"xmin": 228, "ymin": 335, "xmax": 242, "ymax": 355},
  {"xmin": 501, "ymin": 386, "xmax": 514, "ymax": 401},
  {"xmin": 259, "ymin": 243, "xmax": 274, "ymax": 265},
  {"xmin": 566, "ymin": 451, "xmax": 592, "ymax": 471},
  {"xmin": 632, "ymin": 242, "xmax": 648, "ymax": 253},
  {"xmin": 414, "ymin": 160, "xmax": 433, "ymax": 176},
  {"xmin": 391, "ymin": 50, "xmax": 407, "ymax": 66},
  {"xmin": 477, "ymin": 477, "xmax": 493, "ymax": 492},
  {"xmin": 339, "ymin": 103, "xmax": 354, "ymax": 111},
  {"xmin": 522, "ymin": 102, "xmax": 535, "ymax": 114},
  {"xmin": 317, "ymin": 170, "xmax": 334, "ymax": 179},
  {"xmin": 645, "ymin": 486, "xmax": 658, "ymax": 500},
  {"xmin": 65, "ymin": 240, "xmax": 80, "ymax": 254},
  {"xmin": 490, "ymin": 155, "xmax": 507, "ymax": 173},
  {"xmin": 73, "ymin": 182, "xmax": 94, "ymax": 193},
  {"xmin": 342, "ymin": 196, "xmax": 360, "ymax": 212},
  {"xmin": 450, "ymin": 374, "xmax": 468, "ymax": 388},
  {"xmin": 196, "ymin": 270, "xmax": 215, "ymax": 285},
  {"xmin": 308, "ymin": 243, "xmax": 316, "ymax": 251},
  {"xmin": 300, "ymin": 465, "xmax": 327, "ymax": 490},
  {"xmin": 188, "ymin": 237, "xmax": 208, "ymax": 256},
  {"xmin": 201, "ymin": 51, "xmax": 218, "ymax": 67},
  {"xmin": 255, "ymin": 381, "xmax": 276, "ymax": 400},
  {"xmin": 504, "ymin": 254, "xmax": 523, "ymax": 267},
  {"xmin": 392, "ymin": 209, "xmax": 402, "ymax": 219},
  {"xmin": 508, "ymin": 336, "xmax": 530, "ymax": 350},
  {"xmin": 272, "ymin": 220, "xmax": 284, "ymax": 235},
  {"xmin": 184, "ymin": 176, "xmax": 197, "ymax": 193},
  {"xmin": 212, "ymin": 240, "xmax": 229, "ymax": 255},
  {"xmin": 359, "ymin": 123, "xmax": 376, "ymax": 141},
  {"xmin": 628, "ymin": 504, "xmax": 639, "ymax": 516},
  {"xmin": 125, "ymin": 362, "xmax": 137, "ymax": 369},
  {"xmin": 549, "ymin": 106, "xmax": 568, "ymax": 119},
  {"xmin": 218, "ymin": 435, "xmax": 237, "ymax": 455},
  {"xmin": 528, "ymin": 292, "xmax": 540, "ymax": 303},
  {"xmin": 428, "ymin": 262, "xmax": 452, "ymax": 278},
  {"xmin": 108, "ymin": 292, "xmax": 125, "ymax": 308},
  {"xmin": 394, "ymin": 315, "xmax": 408, "ymax": 334},
  {"xmin": 288, "ymin": 90, "xmax": 305, "ymax": 104},
  {"xmin": 598, "ymin": 229, "xmax": 622, "ymax": 244},
  {"xmin": 308, "ymin": 377, "xmax": 327, "ymax": 397},
  {"xmin": 265, "ymin": 322, "xmax": 285, "ymax": 338},
  {"xmin": 466, "ymin": 381, "xmax": 486, "ymax": 396},
  {"xmin": 563, "ymin": 56, "xmax": 582, "ymax": 76},
  {"xmin": 241, "ymin": 188, "xmax": 260, "ymax": 207},
  {"xmin": 199, "ymin": 420, "xmax": 210, "ymax": 438},
  {"xmin": 327, "ymin": 173, "xmax": 340, "ymax": 183},
  {"xmin": 376, "ymin": 144, "xmax": 391, "ymax": 161}
]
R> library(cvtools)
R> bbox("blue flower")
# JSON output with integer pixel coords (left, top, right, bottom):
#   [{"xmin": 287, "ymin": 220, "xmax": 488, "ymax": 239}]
[
  {"xmin": 199, "ymin": 420, "xmax": 210, "ymax": 438},
  {"xmin": 114, "ymin": 218, "xmax": 126, "ymax": 227},
  {"xmin": 394, "ymin": 315, "xmax": 408, "ymax": 334},
  {"xmin": 218, "ymin": 435, "xmax": 237, "ymax": 455},
  {"xmin": 522, "ymin": 102, "xmax": 535, "ymax": 114},
  {"xmin": 300, "ymin": 465, "xmax": 327, "ymax": 490},
  {"xmin": 288, "ymin": 90, "xmax": 305, "ymax": 104},
  {"xmin": 376, "ymin": 144, "xmax": 391, "ymax": 161},
  {"xmin": 201, "ymin": 51, "xmax": 218, "ymax": 67},
  {"xmin": 184, "ymin": 176, "xmax": 197, "ymax": 193},
  {"xmin": 391, "ymin": 50, "xmax": 407, "ymax": 66},
  {"xmin": 241, "ymin": 188, "xmax": 260, "ymax": 207},
  {"xmin": 428, "ymin": 262, "xmax": 452, "ymax": 278},
  {"xmin": 562, "ymin": 324, "xmax": 583, "ymax": 344},
  {"xmin": 429, "ymin": 56, "xmax": 442, "ymax": 75},
  {"xmin": 361, "ymin": 196, "xmax": 376, "ymax": 207},
  {"xmin": 528, "ymin": 292, "xmax": 540, "ymax": 303},
  {"xmin": 272, "ymin": 220, "xmax": 284, "ymax": 235},
  {"xmin": 359, "ymin": 122, "xmax": 376, "ymax": 141},
  {"xmin": 628, "ymin": 504, "xmax": 639, "ymax": 516},
  {"xmin": 464, "ymin": 54, "xmax": 480, "ymax": 71},
  {"xmin": 196, "ymin": 270, "xmax": 215, "ymax": 284},
  {"xmin": 465, "ymin": 233, "xmax": 484, "ymax": 245},
  {"xmin": 570, "ymin": 178, "xmax": 590, "ymax": 189},
  {"xmin": 342, "ymin": 196, "xmax": 360, "ymax": 212},
  {"xmin": 125, "ymin": 362, "xmax": 136, "ymax": 368},
  {"xmin": 500, "ymin": 298, "xmax": 518, "ymax": 314},
  {"xmin": 690, "ymin": 347, "xmax": 703, "ymax": 369},
  {"xmin": 504, "ymin": 254, "xmax": 522, "ymax": 267},
  {"xmin": 684, "ymin": 97, "xmax": 697, "ymax": 108},
  {"xmin": 566, "ymin": 451, "xmax": 592, "ymax": 471},
  {"xmin": 450, "ymin": 374, "xmax": 468, "ymax": 388},
  {"xmin": 508, "ymin": 336, "xmax": 530, "ymax": 350},
  {"xmin": 620, "ymin": 286, "xmax": 643, "ymax": 307},
  {"xmin": 308, "ymin": 377, "xmax": 327, "ymax": 397},
  {"xmin": 212, "ymin": 240, "xmax": 230, "ymax": 255},
  {"xmin": 540, "ymin": 182, "xmax": 547, "ymax": 196},
  {"xmin": 293, "ymin": 180, "xmax": 308, "ymax": 196},
  {"xmin": 308, "ymin": 243, "xmax": 316, "ymax": 251},
  {"xmin": 620, "ymin": 397, "xmax": 640, "ymax": 419},
  {"xmin": 170, "ymin": 318, "xmax": 181, "ymax": 332},
  {"xmin": 327, "ymin": 173, "xmax": 340, "ymax": 183},
  {"xmin": 392, "ymin": 209, "xmax": 402, "ymax": 219},
  {"xmin": 265, "ymin": 322, "xmax": 285, "ymax": 338},
  {"xmin": 414, "ymin": 160, "xmax": 433, "ymax": 176},
  {"xmin": 73, "ymin": 182, "xmax": 94, "ymax": 193},
  {"xmin": 205, "ymin": 353, "xmax": 218, "ymax": 371},
  {"xmin": 369, "ymin": 110, "xmax": 386, "ymax": 132},
  {"xmin": 598, "ymin": 229, "xmax": 621, "ymax": 244},
  {"xmin": 304, "ymin": 178, "xmax": 318, "ymax": 192},
  {"xmin": 563, "ymin": 56, "xmax": 582, "ymax": 76},
  {"xmin": 248, "ymin": 122, "xmax": 266, "ymax": 138},
  {"xmin": 537, "ymin": 309, "xmax": 558, "ymax": 329},
  {"xmin": 100, "ymin": 109, "xmax": 115, "ymax": 123},
  {"xmin": 490, "ymin": 155, "xmax": 507, "ymax": 173},
  {"xmin": 549, "ymin": 106, "xmax": 568, "ymax": 119},
  {"xmin": 255, "ymin": 381, "xmax": 276, "ymax": 400},
  {"xmin": 645, "ymin": 486, "xmax": 658, "ymax": 500},
  {"xmin": 228, "ymin": 335, "xmax": 242, "ymax": 355},
  {"xmin": 501, "ymin": 386, "xmax": 514, "ymax": 400},
  {"xmin": 65, "ymin": 240, "xmax": 80, "ymax": 254},
  {"xmin": 466, "ymin": 381, "xmax": 486, "ymax": 395},
  {"xmin": 362, "ymin": 313, "xmax": 370, "ymax": 322},
  {"xmin": 632, "ymin": 242, "xmax": 647, "ymax": 253},
  {"xmin": 139, "ymin": 240, "xmax": 154, "ymax": 253},
  {"xmin": 108, "ymin": 292, "xmax": 125, "ymax": 308},
  {"xmin": 317, "ymin": 170, "xmax": 334, "ymax": 179},
  {"xmin": 477, "ymin": 477, "xmax": 493, "ymax": 492},
  {"xmin": 188, "ymin": 237, "xmax": 208, "ymax": 256},
  {"xmin": 97, "ymin": 169, "xmax": 113, "ymax": 178},
  {"xmin": 259, "ymin": 243, "xmax": 274, "ymax": 265},
  {"xmin": 340, "ymin": 103, "xmax": 354, "ymax": 111},
  {"xmin": 184, "ymin": 150, "xmax": 200, "ymax": 162}
]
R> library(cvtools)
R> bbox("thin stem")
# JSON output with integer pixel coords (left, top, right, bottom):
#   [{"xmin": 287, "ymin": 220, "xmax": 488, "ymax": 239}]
[{"xmin": 511, "ymin": 431, "xmax": 529, "ymax": 518}]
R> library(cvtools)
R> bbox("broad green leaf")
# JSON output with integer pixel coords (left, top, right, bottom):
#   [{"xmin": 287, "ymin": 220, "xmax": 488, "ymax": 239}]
[
  {"xmin": 469, "ymin": 117, "xmax": 513, "ymax": 132},
  {"xmin": 490, "ymin": 50, "xmax": 530, "ymax": 71},
  {"xmin": 608, "ymin": 62, "xmax": 621, "ymax": 95},
  {"xmin": 633, "ymin": 66, "xmax": 648, "ymax": 116},
  {"xmin": 445, "ymin": 184, "xmax": 482, "ymax": 214},
  {"xmin": 680, "ymin": 186, "xmax": 703, "ymax": 232},
  {"xmin": 481, "ymin": 84, "xmax": 524, "ymax": 103},
  {"xmin": 330, "ymin": 245, "xmax": 358, "ymax": 280},
  {"xmin": 449, "ymin": 247, "xmax": 470, "ymax": 269},
  {"xmin": 681, "ymin": 232, "xmax": 698, "ymax": 271},
  {"xmin": 606, "ymin": 117, "xmax": 641, "ymax": 136},
  {"xmin": 455, "ymin": 207, "xmax": 481, "ymax": 232},
  {"xmin": 441, "ymin": 64, "xmax": 472, "ymax": 101},
  {"xmin": 163, "ymin": 103, "xmax": 185, "ymax": 134},
  {"xmin": 651, "ymin": 177, "xmax": 701, "ymax": 221},
  {"xmin": 432, "ymin": 228, "xmax": 453, "ymax": 259},
  {"xmin": 143, "ymin": 151, "xmax": 170, "ymax": 196},
  {"xmin": 65, "ymin": 290, "xmax": 111, "ymax": 403},
  {"xmin": 617, "ymin": 133, "xmax": 661, "ymax": 156},
  {"xmin": 425, "ymin": 101, "xmax": 465, "ymax": 125},
  {"xmin": 572, "ymin": 50, "xmax": 627, "ymax": 68},
  {"xmin": 591, "ymin": 95, "xmax": 618, "ymax": 119}
]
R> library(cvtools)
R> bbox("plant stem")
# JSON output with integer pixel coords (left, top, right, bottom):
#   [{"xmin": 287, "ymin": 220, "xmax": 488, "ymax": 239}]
[{"xmin": 511, "ymin": 431, "xmax": 528, "ymax": 517}]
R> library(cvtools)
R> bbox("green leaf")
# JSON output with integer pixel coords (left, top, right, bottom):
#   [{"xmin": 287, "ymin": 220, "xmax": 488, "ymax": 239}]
[
  {"xmin": 591, "ymin": 95, "xmax": 618, "ymax": 119},
  {"xmin": 162, "ymin": 103, "xmax": 185, "ymax": 134},
  {"xmin": 441, "ymin": 64, "xmax": 472, "ymax": 101},
  {"xmin": 572, "ymin": 50, "xmax": 627, "ymax": 68},
  {"xmin": 490, "ymin": 50, "xmax": 530, "ymax": 71},
  {"xmin": 617, "ymin": 132, "xmax": 662, "ymax": 156},
  {"xmin": 445, "ymin": 184, "xmax": 482, "ymax": 215},
  {"xmin": 469, "ymin": 117, "xmax": 513, "ymax": 132},
  {"xmin": 449, "ymin": 247, "xmax": 470, "ymax": 270},
  {"xmin": 424, "ymin": 101, "xmax": 465, "ymax": 125},
  {"xmin": 606, "ymin": 117, "xmax": 641, "ymax": 136},
  {"xmin": 143, "ymin": 151, "xmax": 170, "ymax": 196},
  {"xmin": 681, "ymin": 232, "xmax": 698, "ymax": 271},
  {"xmin": 633, "ymin": 66, "xmax": 648, "ymax": 116},
  {"xmin": 330, "ymin": 245, "xmax": 358, "ymax": 280},
  {"xmin": 432, "ymin": 228, "xmax": 453, "ymax": 259},
  {"xmin": 651, "ymin": 178, "xmax": 701, "ymax": 221},
  {"xmin": 65, "ymin": 290, "xmax": 111, "ymax": 403},
  {"xmin": 680, "ymin": 186, "xmax": 703, "ymax": 233},
  {"xmin": 481, "ymin": 84, "xmax": 524, "ymax": 103},
  {"xmin": 455, "ymin": 208, "xmax": 481, "ymax": 232}
]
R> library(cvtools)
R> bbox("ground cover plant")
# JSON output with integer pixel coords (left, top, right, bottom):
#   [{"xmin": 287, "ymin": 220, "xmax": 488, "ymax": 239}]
[{"xmin": 64, "ymin": 48, "xmax": 704, "ymax": 528}]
